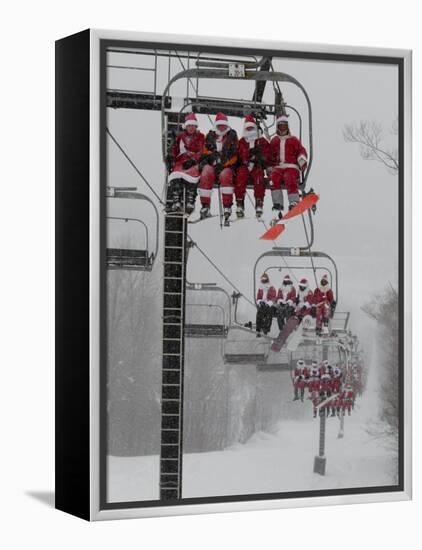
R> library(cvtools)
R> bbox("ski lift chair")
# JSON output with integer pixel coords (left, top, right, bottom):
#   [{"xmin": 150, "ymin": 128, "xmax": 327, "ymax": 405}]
[
  {"xmin": 330, "ymin": 311, "xmax": 351, "ymax": 336},
  {"xmin": 254, "ymin": 249, "xmax": 339, "ymax": 346},
  {"xmin": 160, "ymin": 60, "xmax": 315, "ymax": 217},
  {"xmin": 223, "ymin": 326, "xmax": 269, "ymax": 365},
  {"xmin": 185, "ymin": 283, "xmax": 231, "ymax": 338},
  {"xmin": 106, "ymin": 187, "xmax": 159, "ymax": 272}
]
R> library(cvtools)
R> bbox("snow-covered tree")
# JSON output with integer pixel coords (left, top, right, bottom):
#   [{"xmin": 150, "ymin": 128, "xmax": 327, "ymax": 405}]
[{"xmin": 362, "ymin": 285, "xmax": 399, "ymax": 443}]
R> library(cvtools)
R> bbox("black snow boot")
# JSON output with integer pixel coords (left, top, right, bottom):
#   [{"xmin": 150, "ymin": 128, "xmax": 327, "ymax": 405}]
[
  {"xmin": 200, "ymin": 205, "xmax": 210, "ymax": 219},
  {"xmin": 185, "ymin": 184, "xmax": 197, "ymax": 214},
  {"xmin": 236, "ymin": 200, "xmax": 245, "ymax": 218},
  {"xmin": 270, "ymin": 205, "xmax": 283, "ymax": 226},
  {"xmin": 223, "ymin": 207, "xmax": 231, "ymax": 227}
]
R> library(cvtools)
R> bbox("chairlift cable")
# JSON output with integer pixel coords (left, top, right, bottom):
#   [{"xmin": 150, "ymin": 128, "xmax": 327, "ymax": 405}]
[
  {"xmin": 301, "ymin": 213, "xmax": 319, "ymax": 287},
  {"xmin": 106, "ymin": 128, "xmax": 165, "ymax": 206},
  {"xmin": 187, "ymin": 235, "xmax": 256, "ymax": 308}
]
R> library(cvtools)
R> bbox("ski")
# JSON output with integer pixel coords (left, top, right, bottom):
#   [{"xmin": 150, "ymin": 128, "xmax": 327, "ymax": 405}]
[
  {"xmin": 230, "ymin": 215, "xmax": 266, "ymax": 225},
  {"xmin": 259, "ymin": 193, "xmax": 320, "ymax": 240},
  {"xmin": 188, "ymin": 214, "xmax": 219, "ymax": 225}
]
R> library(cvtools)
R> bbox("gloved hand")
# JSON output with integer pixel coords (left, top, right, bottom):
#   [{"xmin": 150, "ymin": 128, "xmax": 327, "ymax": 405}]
[
  {"xmin": 215, "ymin": 163, "xmax": 224, "ymax": 177},
  {"xmin": 199, "ymin": 155, "xmax": 211, "ymax": 171},
  {"xmin": 182, "ymin": 158, "xmax": 196, "ymax": 170}
]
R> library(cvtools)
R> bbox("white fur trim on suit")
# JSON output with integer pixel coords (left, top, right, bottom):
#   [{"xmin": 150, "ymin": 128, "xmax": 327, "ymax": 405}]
[
  {"xmin": 279, "ymin": 138, "xmax": 285, "ymax": 164},
  {"xmin": 274, "ymin": 163, "xmax": 301, "ymax": 172},
  {"xmin": 168, "ymin": 171, "xmax": 199, "ymax": 184},
  {"xmin": 221, "ymin": 186, "xmax": 234, "ymax": 194},
  {"xmin": 198, "ymin": 188, "xmax": 213, "ymax": 197}
]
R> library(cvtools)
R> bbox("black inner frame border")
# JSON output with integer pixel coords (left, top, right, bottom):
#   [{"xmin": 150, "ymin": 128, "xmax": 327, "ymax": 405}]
[{"xmin": 99, "ymin": 37, "xmax": 405, "ymax": 511}]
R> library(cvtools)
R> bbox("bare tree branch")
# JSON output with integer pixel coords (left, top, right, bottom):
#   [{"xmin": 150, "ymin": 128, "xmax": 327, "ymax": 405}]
[{"xmin": 343, "ymin": 119, "xmax": 399, "ymax": 175}]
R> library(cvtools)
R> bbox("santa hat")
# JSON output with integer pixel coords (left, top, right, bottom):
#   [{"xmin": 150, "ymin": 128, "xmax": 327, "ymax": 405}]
[
  {"xmin": 243, "ymin": 114, "xmax": 257, "ymax": 130},
  {"xmin": 283, "ymin": 274, "xmax": 292, "ymax": 284},
  {"xmin": 183, "ymin": 112, "xmax": 198, "ymax": 127},
  {"xmin": 276, "ymin": 114, "xmax": 289, "ymax": 125},
  {"xmin": 299, "ymin": 277, "xmax": 308, "ymax": 287},
  {"xmin": 297, "ymin": 359, "xmax": 304, "ymax": 366},
  {"xmin": 214, "ymin": 112, "xmax": 230, "ymax": 127}
]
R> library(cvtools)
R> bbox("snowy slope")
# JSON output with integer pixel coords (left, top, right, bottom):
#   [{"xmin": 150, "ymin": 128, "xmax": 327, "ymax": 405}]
[{"xmin": 107, "ymin": 399, "xmax": 396, "ymax": 503}]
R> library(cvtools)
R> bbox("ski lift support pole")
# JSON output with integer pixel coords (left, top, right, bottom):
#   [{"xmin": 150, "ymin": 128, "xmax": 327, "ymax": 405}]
[{"xmin": 313, "ymin": 341, "xmax": 329, "ymax": 475}]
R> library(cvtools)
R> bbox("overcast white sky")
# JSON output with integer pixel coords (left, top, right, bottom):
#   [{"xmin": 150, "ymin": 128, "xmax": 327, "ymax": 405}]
[{"xmin": 106, "ymin": 47, "xmax": 399, "ymax": 348}]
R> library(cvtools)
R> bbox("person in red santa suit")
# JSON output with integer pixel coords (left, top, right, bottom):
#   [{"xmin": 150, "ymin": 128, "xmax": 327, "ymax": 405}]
[
  {"xmin": 255, "ymin": 272, "xmax": 277, "ymax": 336},
  {"xmin": 292, "ymin": 359, "xmax": 306, "ymax": 401},
  {"xmin": 293, "ymin": 359, "xmax": 305, "ymax": 378},
  {"xmin": 309, "ymin": 372, "xmax": 321, "ymax": 395},
  {"xmin": 312, "ymin": 274, "xmax": 336, "ymax": 336},
  {"xmin": 198, "ymin": 112, "xmax": 238, "ymax": 225},
  {"xmin": 344, "ymin": 384, "xmax": 355, "ymax": 411},
  {"xmin": 294, "ymin": 277, "xmax": 314, "ymax": 321},
  {"xmin": 166, "ymin": 112, "xmax": 205, "ymax": 214},
  {"xmin": 269, "ymin": 114, "xmax": 308, "ymax": 222},
  {"xmin": 332, "ymin": 365, "xmax": 343, "ymax": 394},
  {"xmin": 320, "ymin": 372, "xmax": 333, "ymax": 397},
  {"xmin": 235, "ymin": 115, "xmax": 270, "ymax": 219},
  {"xmin": 319, "ymin": 359, "xmax": 329, "ymax": 376},
  {"xmin": 276, "ymin": 274, "xmax": 297, "ymax": 331}
]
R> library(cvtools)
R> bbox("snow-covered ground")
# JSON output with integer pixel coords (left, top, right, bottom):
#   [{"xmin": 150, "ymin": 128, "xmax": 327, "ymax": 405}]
[{"xmin": 107, "ymin": 398, "xmax": 396, "ymax": 503}]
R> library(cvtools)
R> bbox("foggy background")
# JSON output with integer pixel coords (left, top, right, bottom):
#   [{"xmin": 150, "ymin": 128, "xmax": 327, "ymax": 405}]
[{"xmin": 105, "ymin": 47, "xmax": 399, "ymax": 502}]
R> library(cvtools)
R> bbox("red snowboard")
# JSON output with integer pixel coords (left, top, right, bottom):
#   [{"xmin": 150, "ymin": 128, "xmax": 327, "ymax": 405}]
[{"xmin": 260, "ymin": 193, "xmax": 320, "ymax": 241}]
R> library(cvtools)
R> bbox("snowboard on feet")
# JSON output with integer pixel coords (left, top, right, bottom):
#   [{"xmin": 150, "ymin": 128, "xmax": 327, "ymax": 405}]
[{"xmin": 260, "ymin": 193, "xmax": 320, "ymax": 241}]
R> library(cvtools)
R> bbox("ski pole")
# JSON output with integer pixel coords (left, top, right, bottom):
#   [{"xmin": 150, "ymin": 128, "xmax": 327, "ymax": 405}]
[{"xmin": 217, "ymin": 178, "xmax": 223, "ymax": 230}]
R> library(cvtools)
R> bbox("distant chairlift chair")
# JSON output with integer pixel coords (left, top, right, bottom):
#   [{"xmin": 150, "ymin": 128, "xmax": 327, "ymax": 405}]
[
  {"xmin": 185, "ymin": 283, "xmax": 231, "ymax": 339},
  {"xmin": 106, "ymin": 186, "xmax": 159, "ymax": 272}
]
